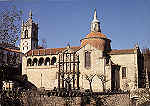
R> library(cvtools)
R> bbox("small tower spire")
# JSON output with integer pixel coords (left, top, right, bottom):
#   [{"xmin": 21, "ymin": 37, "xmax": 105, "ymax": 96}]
[
  {"xmin": 21, "ymin": 20, "xmax": 24, "ymax": 26},
  {"xmin": 94, "ymin": 8, "xmax": 98, "ymax": 21},
  {"xmin": 91, "ymin": 8, "xmax": 101, "ymax": 32},
  {"xmin": 29, "ymin": 10, "xmax": 32, "ymax": 19},
  {"xmin": 134, "ymin": 42, "xmax": 139, "ymax": 50}
]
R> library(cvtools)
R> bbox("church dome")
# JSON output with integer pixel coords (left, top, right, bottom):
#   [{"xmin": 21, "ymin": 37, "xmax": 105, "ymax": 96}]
[
  {"xmin": 86, "ymin": 32, "xmax": 107, "ymax": 39},
  {"xmin": 81, "ymin": 32, "xmax": 111, "ymax": 51},
  {"xmin": 81, "ymin": 9, "xmax": 111, "ymax": 51}
]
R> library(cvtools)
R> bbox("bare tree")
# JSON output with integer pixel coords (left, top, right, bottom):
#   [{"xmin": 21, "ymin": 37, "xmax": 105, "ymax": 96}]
[
  {"xmin": 0, "ymin": 5, "xmax": 22, "ymax": 48},
  {"xmin": 0, "ymin": 6, "xmax": 22, "ymax": 91},
  {"xmin": 97, "ymin": 74, "xmax": 109, "ymax": 92},
  {"xmin": 84, "ymin": 74, "xmax": 96, "ymax": 92}
]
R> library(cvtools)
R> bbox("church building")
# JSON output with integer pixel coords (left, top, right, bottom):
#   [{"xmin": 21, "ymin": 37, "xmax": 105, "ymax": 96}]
[{"xmin": 21, "ymin": 9, "xmax": 142, "ymax": 92}]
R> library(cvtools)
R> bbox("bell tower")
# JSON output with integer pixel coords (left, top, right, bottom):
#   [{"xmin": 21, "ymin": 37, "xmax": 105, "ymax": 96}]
[
  {"xmin": 20, "ymin": 10, "xmax": 38, "ymax": 54},
  {"xmin": 90, "ymin": 8, "xmax": 101, "ymax": 32}
]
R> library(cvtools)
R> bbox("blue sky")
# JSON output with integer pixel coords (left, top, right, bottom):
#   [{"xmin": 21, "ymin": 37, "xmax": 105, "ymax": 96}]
[{"xmin": 0, "ymin": 0, "xmax": 150, "ymax": 49}]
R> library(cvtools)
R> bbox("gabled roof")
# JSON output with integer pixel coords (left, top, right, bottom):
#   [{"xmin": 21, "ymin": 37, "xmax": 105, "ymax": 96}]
[
  {"xmin": 4, "ymin": 48, "xmax": 21, "ymax": 53},
  {"xmin": 109, "ymin": 49, "xmax": 135, "ymax": 55},
  {"xmin": 26, "ymin": 46, "xmax": 80, "ymax": 56}
]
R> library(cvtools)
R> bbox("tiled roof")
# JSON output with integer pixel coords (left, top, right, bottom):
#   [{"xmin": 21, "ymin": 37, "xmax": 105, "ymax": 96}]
[
  {"xmin": 81, "ymin": 38, "xmax": 106, "ymax": 50},
  {"xmin": 81, "ymin": 32, "xmax": 111, "ymax": 51},
  {"xmin": 26, "ymin": 46, "xmax": 80, "ymax": 56},
  {"xmin": 4, "ymin": 48, "xmax": 21, "ymax": 53},
  {"xmin": 109, "ymin": 49, "xmax": 135, "ymax": 55},
  {"xmin": 86, "ymin": 32, "xmax": 107, "ymax": 39},
  {"xmin": 37, "ymin": 46, "xmax": 44, "ymax": 49}
]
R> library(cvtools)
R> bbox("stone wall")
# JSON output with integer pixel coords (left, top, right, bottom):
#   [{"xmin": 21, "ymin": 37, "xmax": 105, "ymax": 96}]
[
  {"xmin": 22, "ymin": 91, "xmax": 130, "ymax": 106},
  {"xmin": 130, "ymin": 88, "xmax": 150, "ymax": 106},
  {"xmin": 22, "ymin": 93, "xmax": 81, "ymax": 106},
  {"xmin": 101, "ymin": 93, "xmax": 130, "ymax": 106}
]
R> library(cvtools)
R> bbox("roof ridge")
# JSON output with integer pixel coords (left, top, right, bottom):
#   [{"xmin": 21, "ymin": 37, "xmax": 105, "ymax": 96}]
[
  {"xmin": 4, "ymin": 48, "xmax": 21, "ymax": 53},
  {"xmin": 26, "ymin": 46, "xmax": 81, "ymax": 56},
  {"xmin": 109, "ymin": 49, "xmax": 135, "ymax": 55},
  {"xmin": 111, "ymin": 48, "xmax": 135, "ymax": 51},
  {"xmin": 35, "ymin": 46, "xmax": 80, "ymax": 50}
]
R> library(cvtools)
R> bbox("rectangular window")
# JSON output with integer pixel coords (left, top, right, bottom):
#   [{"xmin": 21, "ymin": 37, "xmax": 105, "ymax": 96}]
[
  {"xmin": 122, "ymin": 67, "xmax": 126, "ymax": 78},
  {"xmin": 85, "ymin": 51, "xmax": 91, "ymax": 68}
]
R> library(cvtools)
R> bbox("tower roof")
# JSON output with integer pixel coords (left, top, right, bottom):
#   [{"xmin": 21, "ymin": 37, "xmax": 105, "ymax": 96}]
[
  {"xmin": 86, "ymin": 32, "xmax": 107, "ymax": 39},
  {"xmin": 29, "ymin": 10, "xmax": 32, "ymax": 19},
  {"xmin": 81, "ymin": 9, "xmax": 111, "ymax": 51},
  {"xmin": 92, "ymin": 8, "xmax": 100, "ymax": 23},
  {"xmin": 24, "ymin": 10, "xmax": 38, "ymax": 26},
  {"xmin": 90, "ymin": 8, "xmax": 101, "ymax": 32}
]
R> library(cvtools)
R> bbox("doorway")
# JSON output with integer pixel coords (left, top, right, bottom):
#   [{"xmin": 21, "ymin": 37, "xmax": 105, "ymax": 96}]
[{"xmin": 111, "ymin": 65, "xmax": 120, "ymax": 91}]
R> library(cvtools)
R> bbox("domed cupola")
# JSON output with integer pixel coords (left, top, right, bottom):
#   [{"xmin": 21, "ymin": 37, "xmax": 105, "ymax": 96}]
[{"xmin": 81, "ymin": 9, "xmax": 111, "ymax": 52}]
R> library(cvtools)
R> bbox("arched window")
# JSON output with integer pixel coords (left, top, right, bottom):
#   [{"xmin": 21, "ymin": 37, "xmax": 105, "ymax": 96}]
[
  {"xmin": 51, "ymin": 56, "xmax": 56, "ymax": 65},
  {"xmin": 25, "ymin": 30, "xmax": 28, "ymax": 38},
  {"xmin": 85, "ymin": 51, "xmax": 91, "ymax": 68},
  {"xmin": 33, "ymin": 58, "xmax": 38, "ymax": 66},
  {"xmin": 38, "ymin": 57, "xmax": 44, "ymax": 66},
  {"xmin": 45, "ymin": 57, "xmax": 50, "ymax": 65},
  {"xmin": 27, "ymin": 58, "xmax": 32, "ymax": 66}
]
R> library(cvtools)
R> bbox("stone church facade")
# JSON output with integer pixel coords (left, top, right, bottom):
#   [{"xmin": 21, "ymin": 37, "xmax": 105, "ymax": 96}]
[{"xmin": 21, "ymin": 9, "xmax": 142, "ymax": 92}]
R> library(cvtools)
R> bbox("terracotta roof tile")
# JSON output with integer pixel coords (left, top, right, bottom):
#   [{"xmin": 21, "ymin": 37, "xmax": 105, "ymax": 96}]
[
  {"xmin": 4, "ymin": 48, "xmax": 21, "ymax": 53},
  {"xmin": 109, "ymin": 49, "xmax": 135, "ymax": 55},
  {"xmin": 37, "ymin": 46, "xmax": 44, "ymax": 49},
  {"xmin": 81, "ymin": 38, "xmax": 106, "ymax": 50},
  {"xmin": 81, "ymin": 32, "xmax": 111, "ymax": 51},
  {"xmin": 26, "ymin": 46, "xmax": 80, "ymax": 56},
  {"xmin": 86, "ymin": 32, "xmax": 107, "ymax": 38},
  {"xmin": 27, "ymin": 50, "xmax": 32, "ymax": 55},
  {"xmin": 33, "ymin": 50, "xmax": 38, "ymax": 55}
]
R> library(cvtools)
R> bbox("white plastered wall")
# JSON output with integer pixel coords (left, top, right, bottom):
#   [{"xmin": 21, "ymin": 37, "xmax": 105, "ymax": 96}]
[
  {"xmin": 78, "ymin": 44, "xmax": 111, "ymax": 92},
  {"xmin": 22, "ymin": 54, "xmax": 58, "ymax": 90},
  {"xmin": 110, "ymin": 50, "xmax": 138, "ymax": 91}
]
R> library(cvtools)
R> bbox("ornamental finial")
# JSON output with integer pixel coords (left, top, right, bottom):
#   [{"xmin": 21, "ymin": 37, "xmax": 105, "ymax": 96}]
[{"xmin": 29, "ymin": 10, "xmax": 32, "ymax": 19}]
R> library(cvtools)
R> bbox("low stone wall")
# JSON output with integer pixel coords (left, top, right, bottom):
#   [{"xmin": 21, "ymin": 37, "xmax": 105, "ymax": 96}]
[
  {"xmin": 130, "ymin": 88, "xmax": 150, "ymax": 106},
  {"xmin": 21, "ymin": 91, "xmax": 130, "ymax": 106},
  {"xmin": 101, "ymin": 93, "xmax": 130, "ymax": 106},
  {"xmin": 23, "ymin": 95, "xmax": 81, "ymax": 106},
  {"xmin": 2, "ymin": 89, "xmax": 150, "ymax": 106}
]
